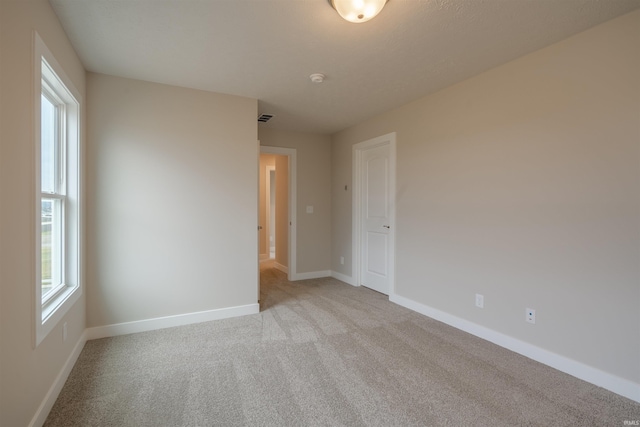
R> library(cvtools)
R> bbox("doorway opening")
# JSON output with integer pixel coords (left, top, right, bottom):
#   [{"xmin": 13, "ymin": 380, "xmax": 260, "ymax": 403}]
[{"xmin": 259, "ymin": 146, "xmax": 297, "ymax": 282}]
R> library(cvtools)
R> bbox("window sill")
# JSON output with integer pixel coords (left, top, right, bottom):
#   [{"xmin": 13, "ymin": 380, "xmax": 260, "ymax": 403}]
[{"xmin": 36, "ymin": 284, "xmax": 81, "ymax": 347}]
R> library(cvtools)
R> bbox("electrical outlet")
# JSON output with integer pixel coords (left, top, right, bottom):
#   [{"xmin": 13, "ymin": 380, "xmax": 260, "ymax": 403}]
[
  {"xmin": 63, "ymin": 322, "xmax": 68, "ymax": 342},
  {"xmin": 526, "ymin": 308, "xmax": 536, "ymax": 324},
  {"xmin": 475, "ymin": 294, "xmax": 484, "ymax": 308},
  {"xmin": 340, "ymin": 256, "xmax": 345, "ymax": 265}
]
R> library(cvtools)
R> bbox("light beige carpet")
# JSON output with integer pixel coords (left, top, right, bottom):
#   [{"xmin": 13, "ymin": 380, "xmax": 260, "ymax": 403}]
[{"xmin": 45, "ymin": 267, "xmax": 640, "ymax": 426}]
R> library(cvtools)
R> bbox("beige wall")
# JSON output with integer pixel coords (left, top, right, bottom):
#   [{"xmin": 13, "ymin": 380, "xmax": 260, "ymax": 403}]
[
  {"xmin": 86, "ymin": 73, "xmax": 258, "ymax": 327},
  {"xmin": 1, "ymin": 5, "xmax": 637, "ymax": 425},
  {"xmin": 259, "ymin": 128, "xmax": 332, "ymax": 274},
  {"xmin": 0, "ymin": 1, "xmax": 87, "ymax": 425},
  {"xmin": 332, "ymin": 11, "xmax": 640, "ymax": 384}
]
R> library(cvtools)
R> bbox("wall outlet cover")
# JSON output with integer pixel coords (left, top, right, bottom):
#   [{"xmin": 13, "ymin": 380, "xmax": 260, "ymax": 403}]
[
  {"xmin": 526, "ymin": 308, "xmax": 536, "ymax": 324},
  {"xmin": 475, "ymin": 294, "xmax": 484, "ymax": 308}
]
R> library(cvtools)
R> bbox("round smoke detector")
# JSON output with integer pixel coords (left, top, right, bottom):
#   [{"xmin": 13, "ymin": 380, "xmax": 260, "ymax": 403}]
[{"xmin": 309, "ymin": 73, "xmax": 325, "ymax": 83}]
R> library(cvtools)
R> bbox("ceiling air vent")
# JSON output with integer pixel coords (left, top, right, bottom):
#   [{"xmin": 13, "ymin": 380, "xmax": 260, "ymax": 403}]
[{"xmin": 258, "ymin": 113, "xmax": 274, "ymax": 123}]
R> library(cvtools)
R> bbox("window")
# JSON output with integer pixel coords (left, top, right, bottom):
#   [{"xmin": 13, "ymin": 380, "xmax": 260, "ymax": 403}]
[
  {"xmin": 34, "ymin": 33, "xmax": 82, "ymax": 346},
  {"xmin": 41, "ymin": 81, "xmax": 65, "ymax": 302}
]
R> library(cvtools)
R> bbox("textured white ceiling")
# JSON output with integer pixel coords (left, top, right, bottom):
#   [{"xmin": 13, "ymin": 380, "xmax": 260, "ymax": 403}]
[{"xmin": 50, "ymin": 0, "xmax": 640, "ymax": 135}]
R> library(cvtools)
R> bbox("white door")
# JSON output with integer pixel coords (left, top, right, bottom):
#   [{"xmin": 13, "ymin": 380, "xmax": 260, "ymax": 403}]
[{"xmin": 360, "ymin": 143, "xmax": 391, "ymax": 294}]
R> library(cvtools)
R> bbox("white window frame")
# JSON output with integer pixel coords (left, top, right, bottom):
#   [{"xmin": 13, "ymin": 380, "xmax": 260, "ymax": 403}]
[
  {"xmin": 41, "ymin": 81, "xmax": 66, "ymax": 304},
  {"xmin": 34, "ymin": 32, "xmax": 82, "ymax": 346}
]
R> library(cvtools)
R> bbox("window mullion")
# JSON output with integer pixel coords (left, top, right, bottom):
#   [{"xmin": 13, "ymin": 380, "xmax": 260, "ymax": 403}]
[{"xmin": 41, "ymin": 193, "xmax": 65, "ymax": 200}]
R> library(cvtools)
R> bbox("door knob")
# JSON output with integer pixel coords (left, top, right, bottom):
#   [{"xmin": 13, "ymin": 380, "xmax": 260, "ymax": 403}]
[{"xmin": 383, "ymin": 225, "xmax": 390, "ymax": 229}]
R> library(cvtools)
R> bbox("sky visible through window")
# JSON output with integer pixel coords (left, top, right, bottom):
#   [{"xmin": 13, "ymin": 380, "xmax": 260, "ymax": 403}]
[{"xmin": 41, "ymin": 93, "xmax": 55, "ymax": 193}]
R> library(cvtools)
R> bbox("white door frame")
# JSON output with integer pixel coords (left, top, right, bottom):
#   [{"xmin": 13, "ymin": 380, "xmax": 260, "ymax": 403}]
[
  {"xmin": 260, "ymin": 146, "xmax": 297, "ymax": 281},
  {"xmin": 352, "ymin": 132, "xmax": 396, "ymax": 295}
]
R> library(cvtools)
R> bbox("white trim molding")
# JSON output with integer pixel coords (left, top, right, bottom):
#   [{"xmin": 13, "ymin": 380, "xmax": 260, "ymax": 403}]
[
  {"xmin": 292, "ymin": 270, "xmax": 332, "ymax": 281},
  {"xmin": 31, "ymin": 303, "xmax": 260, "ymax": 425},
  {"xmin": 85, "ymin": 304, "xmax": 259, "ymax": 340},
  {"xmin": 331, "ymin": 270, "xmax": 356, "ymax": 286},
  {"xmin": 390, "ymin": 293, "xmax": 640, "ymax": 403},
  {"xmin": 273, "ymin": 262, "xmax": 289, "ymax": 274},
  {"xmin": 29, "ymin": 330, "xmax": 87, "ymax": 427},
  {"xmin": 33, "ymin": 31, "xmax": 84, "ymax": 347}
]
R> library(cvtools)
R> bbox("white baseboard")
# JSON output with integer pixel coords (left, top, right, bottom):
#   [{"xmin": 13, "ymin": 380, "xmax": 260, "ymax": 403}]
[
  {"xmin": 85, "ymin": 303, "xmax": 260, "ymax": 340},
  {"xmin": 29, "ymin": 330, "xmax": 87, "ymax": 427},
  {"xmin": 389, "ymin": 293, "xmax": 640, "ymax": 403},
  {"xmin": 31, "ymin": 304, "xmax": 259, "ymax": 425},
  {"xmin": 273, "ymin": 262, "xmax": 288, "ymax": 274},
  {"xmin": 331, "ymin": 270, "xmax": 356, "ymax": 286},
  {"xmin": 292, "ymin": 270, "xmax": 331, "ymax": 281}
]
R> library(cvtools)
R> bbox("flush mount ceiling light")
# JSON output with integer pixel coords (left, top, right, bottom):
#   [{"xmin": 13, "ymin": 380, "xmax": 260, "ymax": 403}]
[
  {"xmin": 309, "ymin": 73, "xmax": 325, "ymax": 83},
  {"xmin": 329, "ymin": 0, "xmax": 388, "ymax": 23}
]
